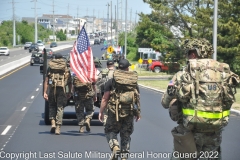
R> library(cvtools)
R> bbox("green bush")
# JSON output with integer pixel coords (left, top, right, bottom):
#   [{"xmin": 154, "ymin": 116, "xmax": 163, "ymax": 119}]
[{"xmin": 127, "ymin": 47, "xmax": 138, "ymax": 61}]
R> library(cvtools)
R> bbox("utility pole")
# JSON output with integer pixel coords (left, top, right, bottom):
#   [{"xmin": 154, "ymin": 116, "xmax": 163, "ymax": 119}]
[
  {"xmin": 135, "ymin": 10, "xmax": 137, "ymax": 28},
  {"xmin": 34, "ymin": 0, "xmax": 37, "ymax": 43},
  {"xmin": 130, "ymin": 8, "xmax": 132, "ymax": 31},
  {"xmin": 107, "ymin": 3, "xmax": 110, "ymax": 42},
  {"xmin": 93, "ymin": 9, "xmax": 95, "ymax": 33},
  {"xmin": 76, "ymin": 6, "xmax": 79, "ymax": 35},
  {"xmin": 121, "ymin": 0, "xmax": 123, "ymax": 32},
  {"xmin": 116, "ymin": 0, "xmax": 119, "ymax": 48},
  {"xmin": 213, "ymin": 0, "xmax": 218, "ymax": 60},
  {"xmin": 52, "ymin": 0, "xmax": 55, "ymax": 42},
  {"xmin": 110, "ymin": 0, "xmax": 113, "ymax": 45},
  {"xmin": 86, "ymin": 8, "xmax": 88, "ymax": 33},
  {"xmin": 115, "ymin": 4, "xmax": 117, "ymax": 47},
  {"xmin": 124, "ymin": 0, "xmax": 127, "ymax": 59},
  {"xmin": 11, "ymin": 0, "xmax": 16, "ymax": 46},
  {"xmin": 67, "ymin": 3, "xmax": 69, "ymax": 39}
]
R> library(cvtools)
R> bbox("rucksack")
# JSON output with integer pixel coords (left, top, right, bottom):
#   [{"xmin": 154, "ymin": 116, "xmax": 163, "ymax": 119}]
[
  {"xmin": 48, "ymin": 58, "xmax": 69, "ymax": 90},
  {"xmin": 108, "ymin": 70, "xmax": 140, "ymax": 120},
  {"xmin": 73, "ymin": 76, "xmax": 95, "ymax": 100},
  {"xmin": 176, "ymin": 59, "xmax": 238, "ymax": 132}
]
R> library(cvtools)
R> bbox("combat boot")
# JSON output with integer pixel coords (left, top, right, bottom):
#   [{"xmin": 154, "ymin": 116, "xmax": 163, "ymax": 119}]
[
  {"xmin": 79, "ymin": 125, "xmax": 84, "ymax": 133},
  {"xmin": 120, "ymin": 151, "xmax": 129, "ymax": 160},
  {"xmin": 110, "ymin": 146, "xmax": 120, "ymax": 160},
  {"xmin": 50, "ymin": 119, "xmax": 56, "ymax": 133},
  {"xmin": 84, "ymin": 118, "xmax": 91, "ymax": 132},
  {"xmin": 55, "ymin": 125, "xmax": 61, "ymax": 135}
]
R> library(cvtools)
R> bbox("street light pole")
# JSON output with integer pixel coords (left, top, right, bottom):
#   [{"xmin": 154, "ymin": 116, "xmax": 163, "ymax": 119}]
[
  {"xmin": 124, "ymin": 0, "xmax": 127, "ymax": 59},
  {"xmin": 111, "ymin": 0, "xmax": 112, "ymax": 45},
  {"xmin": 213, "ymin": 0, "xmax": 218, "ymax": 60},
  {"xmin": 107, "ymin": 3, "xmax": 110, "ymax": 43}
]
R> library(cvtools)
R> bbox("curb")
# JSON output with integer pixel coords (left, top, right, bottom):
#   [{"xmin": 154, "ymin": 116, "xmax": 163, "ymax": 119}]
[{"xmin": 138, "ymin": 84, "xmax": 240, "ymax": 116}]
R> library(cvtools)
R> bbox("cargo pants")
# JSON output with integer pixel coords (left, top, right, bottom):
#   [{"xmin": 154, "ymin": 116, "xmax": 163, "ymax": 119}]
[
  {"xmin": 105, "ymin": 111, "xmax": 134, "ymax": 153},
  {"xmin": 75, "ymin": 97, "xmax": 95, "ymax": 126},
  {"xmin": 48, "ymin": 87, "xmax": 67, "ymax": 125},
  {"xmin": 171, "ymin": 124, "xmax": 222, "ymax": 160}
]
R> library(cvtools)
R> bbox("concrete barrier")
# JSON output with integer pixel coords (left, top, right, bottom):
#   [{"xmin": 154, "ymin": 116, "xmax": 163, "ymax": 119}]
[{"xmin": 0, "ymin": 55, "xmax": 31, "ymax": 76}]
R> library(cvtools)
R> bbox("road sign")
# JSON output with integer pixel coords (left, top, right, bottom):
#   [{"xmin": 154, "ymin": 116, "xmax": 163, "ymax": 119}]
[
  {"xmin": 138, "ymin": 58, "xmax": 143, "ymax": 64},
  {"xmin": 148, "ymin": 59, "xmax": 152, "ymax": 64},
  {"xmin": 107, "ymin": 46, "xmax": 114, "ymax": 53},
  {"xmin": 130, "ymin": 64, "xmax": 135, "ymax": 70},
  {"xmin": 138, "ymin": 48, "xmax": 153, "ymax": 52}
]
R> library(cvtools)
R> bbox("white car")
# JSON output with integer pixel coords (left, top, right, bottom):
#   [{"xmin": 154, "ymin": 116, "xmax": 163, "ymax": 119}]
[
  {"xmin": 0, "ymin": 47, "xmax": 10, "ymax": 56},
  {"xmin": 37, "ymin": 43, "xmax": 45, "ymax": 52}
]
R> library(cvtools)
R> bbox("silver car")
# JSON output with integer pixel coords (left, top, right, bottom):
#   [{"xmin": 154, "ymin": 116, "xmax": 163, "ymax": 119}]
[{"xmin": 24, "ymin": 42, "xmax": 32, "ymax": 50}]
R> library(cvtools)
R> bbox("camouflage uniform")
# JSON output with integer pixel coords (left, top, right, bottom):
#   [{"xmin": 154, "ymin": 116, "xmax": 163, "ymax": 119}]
[
  {"xmin": 48, "ymin": 87, "xmax": 67, "ymax": 125},
  {"xmin": 47, "ymin": 64, "xmax": 71, "ymax": 125},
  {"xmin": 75, "ymin": 96, "xmax": 95, "ymax": 126},
  {"xmin": 105, "ymin": 111, "xmax": 134, "ymax": 153},
  {"xmin": 102, "ymin": 68, "xmax": 140, "ymax": 160},
  {"xmin": 74, "ymin": 82, "xmax": 95, "ymax": 132},
  {"xmin": 161, "ymin": 38, "xmax": 239, "ymax": 160}
]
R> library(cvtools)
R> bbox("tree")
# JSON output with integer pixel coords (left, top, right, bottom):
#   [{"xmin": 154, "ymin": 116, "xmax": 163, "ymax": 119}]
[
  {"xmin": 56, "ymin": 29, "xmax": 66, "ymax": 41},
  {"xmin": 142, "ymin": 0, "xmax": 240, "ymax": 75}
]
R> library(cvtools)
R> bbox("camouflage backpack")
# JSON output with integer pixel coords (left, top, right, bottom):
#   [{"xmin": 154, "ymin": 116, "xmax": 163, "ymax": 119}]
[
  {"xmin": 73, "ymin": 76, "xmax": 95, "ymax": 100},
  {"xmin": 176, "ymin": 59, "xmax": 239, "ymax": 132},
  {"xmin": 108, "ymin": 70, "xmax": 140, "ymax": 121},
  {"xmin": 48, "ymin": 58, "xmax": 70, "ymax": 92}
]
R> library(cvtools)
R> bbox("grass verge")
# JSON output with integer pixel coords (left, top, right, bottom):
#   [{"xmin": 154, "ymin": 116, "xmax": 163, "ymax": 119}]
[{"xmin": 138, "ymin": 80, "xmax": 240, "ymax": 111}]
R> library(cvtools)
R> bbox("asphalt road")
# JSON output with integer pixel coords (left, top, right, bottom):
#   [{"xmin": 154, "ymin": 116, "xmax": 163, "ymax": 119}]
[{"xmin": 0, "ymin": 45, "xmax": 239, "ymax": 160}]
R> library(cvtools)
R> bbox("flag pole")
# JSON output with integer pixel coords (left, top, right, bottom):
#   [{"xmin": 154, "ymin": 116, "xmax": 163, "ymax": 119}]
[{"xmin": 83, "ymin": 22, "xmax": 87, "ymax": 28}]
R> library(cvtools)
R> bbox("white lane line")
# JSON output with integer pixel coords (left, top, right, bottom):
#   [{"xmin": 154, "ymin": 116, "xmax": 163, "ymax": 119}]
[
  {"xmin": 40, "ymin": 83, "xmax": 42, "ymax": 85},
  {"xmin": 31, "ymin": 96, "xmax": 34, "ymax": 99},
  {"xmin": 21, "ymin": 107, "xmax": 27, "ymax": 111},
  {"xmin": 36, "ymin": 88, "xmax": 39, "ymax": 91},
  {"xmin": 0, "ymin": 59, "xmax": 3, "ymax": 61},
  {"xmin": 1, "ymin": 125, "xmax": 12, "ymax": 135}
]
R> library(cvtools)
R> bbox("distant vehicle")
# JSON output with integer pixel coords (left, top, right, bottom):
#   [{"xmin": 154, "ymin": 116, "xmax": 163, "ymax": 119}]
[
  {"xmin": 94, "ymin": 39, "xmax": 100, "ymax": 45},
  {"xmin": 37, "ymin": 43, "xmax": 45, "ymax": 51},
  {"xmin": 42, "ymin": 48, "xmax": 54, "ymax": 59},
  {"xmin": 50, "ymin": 42, "xmax": 57, "ymax": 48},
  {"xmin": 30, "ymin": 52, "xmax": 43, "ymax": 66},
  {"xmin": 148, "ymin": 61, "xmax": 180, "ymax": 73},
  {"xmin": 29, "ymin": 43, "xmax": 39, "ymax": 53},
  {"xmin": 24, "ymin": 42, "xmax": 32, "ymax": 50},
  {"xmin": 37, "ymin": 40, "xmax": 43, "ymax": 44},
  {"xmin": 100, "ymin": 38, "xmax": 105, "ymax": 43},
  {"xmin": 0, "ymin": 47, "xmax": 10, "ymax": 56}
]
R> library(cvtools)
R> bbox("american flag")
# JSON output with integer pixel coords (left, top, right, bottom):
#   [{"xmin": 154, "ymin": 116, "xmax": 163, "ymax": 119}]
[{"xmin": 70, "ymin": 26, "xmax": 97, "ymax": 83}]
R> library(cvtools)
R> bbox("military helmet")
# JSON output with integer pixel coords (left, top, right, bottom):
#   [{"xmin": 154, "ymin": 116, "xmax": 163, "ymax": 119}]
[
  {"xmin": 93, "ymin": 56, "xmax": 102, "ymax": 68},
  {"xmin": 182, "ymin": 38, "xmax": 214, "ymax": 58}
]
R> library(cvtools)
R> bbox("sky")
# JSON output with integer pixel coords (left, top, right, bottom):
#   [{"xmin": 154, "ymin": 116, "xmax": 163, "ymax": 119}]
[{"xmin": 0, "ymin": 0, "xmax": 152, "ymax": 22}]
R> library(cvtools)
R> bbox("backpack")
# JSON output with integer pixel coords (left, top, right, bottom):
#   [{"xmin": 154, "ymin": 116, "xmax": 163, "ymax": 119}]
[
  {"xmin": 48, "ymin": 58, "xmax": 69, "ymax": 90},
  {"xmin": 177, "ymin": 59, "xmax": 238, "ymax": 132},
  {"xmin": 73, "ymin": 76, "xmax": 95, "ymax": 100},
  {"xmin": 108, "ymin": 70, "xmax": 140, "ymax": 120}
]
